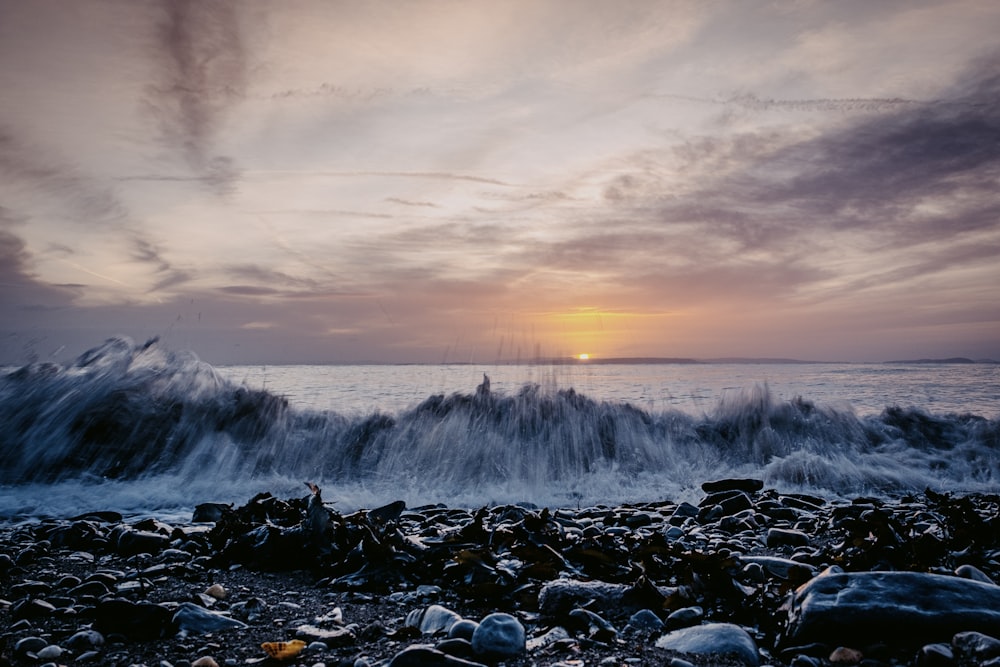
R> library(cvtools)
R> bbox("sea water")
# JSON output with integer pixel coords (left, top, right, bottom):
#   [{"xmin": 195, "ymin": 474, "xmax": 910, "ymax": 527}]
[{"xmin": 0, "ymin": 337, "xmax": 997, "ymax": 520}]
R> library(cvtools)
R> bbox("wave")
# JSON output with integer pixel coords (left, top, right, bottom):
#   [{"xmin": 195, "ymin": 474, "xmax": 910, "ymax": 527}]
[{"xmin": 1, "ymin": 337, "xmax": 997, "ymax": 518}]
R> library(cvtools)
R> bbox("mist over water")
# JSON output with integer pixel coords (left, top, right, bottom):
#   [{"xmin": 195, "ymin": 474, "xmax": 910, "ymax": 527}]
[{"xmin": 1, "ymin": 337, "xmax": 997, "ymax": 520}]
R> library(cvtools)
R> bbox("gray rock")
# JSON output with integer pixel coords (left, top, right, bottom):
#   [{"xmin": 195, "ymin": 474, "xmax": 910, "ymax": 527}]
[
  {"xmin": 448, "ymin": 619, "xmax": 479, "ymax": 641},
  {"xmin": 14, "ymin": 637, "xmax": 47, "ymax": 658},
  {"xmin": 295, "ymin": 623, "xmax": 356, "ymax": 646},
  {"xmin": 624, "ymin": 609, "xmax": 664, "ymax": 635},
  {"xmin": 36, "ymin": 645, "xmax": 63, "ymax": 660},
  {"xmin": 701, "ymin": 478, "xmax": 764, "ymax": 494},
  {"xmin": 956, "ymin": 564, "xmax": 996, "ymax": 585},
  {"xmin": 406, "ymin": 604, "xmax": 463, "ymax": 635},
  {"xmin": 526, "ymin": 626, "xmax": 571, "ymax": 651},
  {"xmin": 916, "ymin": 643, "xmax": 953, "ymax": 667},
  {"xmin": 952, "ymin": 631, "xmax": 1000, "ymax": 662},
  {"xmin": 65, "ymin": 630, "xmax": 105, "ymax": 651},
  {"xmin": 665, "ymin": 606, "xmax": 704, "ymax": 630},
  {"xmin": 785, "ymin": 569, "xmax": 1000, "ymax": 647},
  {"xmin": 388, "ymin": 645, "xmax": 486, "ymax": 667},
  {"xmin": 655, "ymin": 623, "xmax": 759, "ymax": 666},
  {"xmin": 538, "ymin": 578, "xmax": 673, "ymax": 617},
  {"xmin": 471, "ymin": 613, "xmax": 526, "ymax": 658},
  {"xmin": 172, "ymin": 602, "xmax": 248, "ymax": 637},
  {"xmin": 766, "ymin": 527, "xmax": 811, "ymax": 548}
]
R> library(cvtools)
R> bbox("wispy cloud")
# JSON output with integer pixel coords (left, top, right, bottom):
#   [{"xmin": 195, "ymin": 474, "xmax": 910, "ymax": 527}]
[{"xmin": 143, "ymin": 0, "xmax": 248, "ymax": 194}]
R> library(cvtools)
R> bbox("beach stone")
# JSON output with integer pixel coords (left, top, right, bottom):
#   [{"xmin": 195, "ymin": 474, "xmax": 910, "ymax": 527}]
[
  {"xmin": 191, "ymin": 658, "xmax": 219, "ymax": 667},
  {"xmin": 116, "ymin": 529, "xmax": 170, "ymax": 555},
  {"xmin": 204, "ymin": 583, "xmax": 228, "ymax": 600},
  {"xmin": 665, "ymin": 606, "xmax": 704, "ymax": 630},
  {"xmin": 14, "ymin": 637, "xmax": 47, "ymax": 658},
  {"xmin": 828, "ymin": 646, "xmax": 863, "ymax": 664},
  {"xmin": 526, "ymin": 626, "xmax": 571, "ymax": 651},
  {"xmin": 952, "ymin": 631, "xmax": 1000, "ymax": 662},
  {"xmin": 388, "ymin": 645, "xmax": 487, "ymax": 667},
  {"xmin": 568, "ymin": 608, "xmax": 617, "ymax": 641},
  {"xmin": 956, "ymin": 564, "xmax": 996, "ymax": 584},
  {"xmin": 448, "ymin": 618, "xmax": 479, "ymax": 641},
  {"xmin": 93, "ymin": 599, "xmax": 173, "ymax": 640},
  {"xmin": 172, "ymin": 602, "xmax": 248, "ymax": 636},
  {"xmin": 916, "ymin": 643, "xmax": 953, "ymax": 667},
  {"xmin": 539, "ymin": 578, "xmax": 671, "ymax": 617},
  {"xmin": 766, "ymin": 527, "xmax": 811, "ymax": 548},
  {"xmin": 11, "ymin": 598, "xmax": 56, "ymax": 620},
  {"xmin": 65, "ymin": 629, "xmax": 105, "ymax": 651},
  {"xmin": 655, "ymin": 623, "xmax": 759, "ymax": 666},
  {"xmin": 436, "ymin": 638, "xmax": 475, "ymax": 659},
  {"xmin": 785, "ymin": 569, "xmax": 1000, "ymax": 647},
  {"xmin": 624, "ymin": 609, "xmax": 665, "ymax": 635},
  {"xmin": 471, "ymin": 613, "xmax": 526, "ymax": 658},
  {"xmin": 406, "ymin": 604, "xmax": 463, "ymax": 635},
  {"xmin": 701, "ymin": 479, "xmax": 764, "ymax": 494},
  {"xmin": 36, "ymin": 644, "xmax": 63, "ymax": 660},
  {"xmin": 295, "ymin": 624, "xmax": 356, "ymax": 646},
  {"xmin": 741, "ymin": 555, "xmax": 817, "ymax": 582}
]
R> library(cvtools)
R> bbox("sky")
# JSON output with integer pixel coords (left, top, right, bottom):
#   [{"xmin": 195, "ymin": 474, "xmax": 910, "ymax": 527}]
[{"xmin": 1, "ymin": 0, "xmax": 999, "ymax": 365}]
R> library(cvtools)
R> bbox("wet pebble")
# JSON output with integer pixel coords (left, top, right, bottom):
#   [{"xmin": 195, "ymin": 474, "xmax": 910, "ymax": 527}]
[
  {"xmin": 406, "ymin": 604, "xmax": 463, "ymax": 635},
  {"xmin": 655, "ymin": 623, "xmax": 759, "ymax": 666},
  {"xmin": 471, "ymin": 612, "xmax": 526, "ymax": 658}
]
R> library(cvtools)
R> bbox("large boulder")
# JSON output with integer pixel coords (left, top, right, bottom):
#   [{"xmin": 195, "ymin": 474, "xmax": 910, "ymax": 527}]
[{"xmin": 785, "ymin": 569, "xmax": 1000, "ymax": 647}]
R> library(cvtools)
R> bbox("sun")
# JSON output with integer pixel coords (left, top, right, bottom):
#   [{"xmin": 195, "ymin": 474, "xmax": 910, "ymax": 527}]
[{"xmin": 577, "ymin": 353, "xmax": 590, "ymax": 360}]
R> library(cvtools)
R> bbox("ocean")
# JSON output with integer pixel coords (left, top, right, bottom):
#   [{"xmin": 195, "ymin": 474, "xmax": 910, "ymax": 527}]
[{"xmin": 1, "ymin": 336, "xmax": 997, "ymax": 521}]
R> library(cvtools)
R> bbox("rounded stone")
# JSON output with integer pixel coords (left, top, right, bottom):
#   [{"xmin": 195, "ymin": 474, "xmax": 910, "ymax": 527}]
[
  {"xmin": 471, "ymin": 613, "xmax": 526, "ymax": 658},
  {"xmin": 36, "ymin": 645, "xmax": 64, "ymax": 660},
  {"xmin": 654, "ymin": 623, "xmax": 759, "ymax": 666},
  {"xmin": 14, "ymin": 637, "xmax": 48, "ymax": 658},
  {"xmin": 626, "ymin": 609, "xmax": 665, "ymax": 634},
  {"xmin": 448, "ymin": 618, "xmax": 479, "ymax": 641},
  {"xmin": 65, "ymin": 630, "xmax": 105, "ymax": 651}
]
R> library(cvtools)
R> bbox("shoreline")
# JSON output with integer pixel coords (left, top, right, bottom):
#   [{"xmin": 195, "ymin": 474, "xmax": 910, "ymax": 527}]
[{"xmin": 2, "ymin": 482, "xmax": 999, "ymax": 666}]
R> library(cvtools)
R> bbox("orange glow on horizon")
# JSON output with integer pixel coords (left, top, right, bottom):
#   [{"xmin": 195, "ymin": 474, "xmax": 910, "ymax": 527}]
[{"xmin": 578, "ymin": 353, "xmax": 590, "ymax": 360}]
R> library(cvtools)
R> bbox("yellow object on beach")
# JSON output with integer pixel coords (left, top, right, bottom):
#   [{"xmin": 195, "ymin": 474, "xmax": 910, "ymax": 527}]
[{"xmin": 260, "ymin": 640, "xmax": 307, "ymax": 660}]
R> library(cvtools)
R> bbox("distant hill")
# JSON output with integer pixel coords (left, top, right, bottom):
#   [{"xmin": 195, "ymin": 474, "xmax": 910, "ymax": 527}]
[
  {"xmin": 566, "ymin": 357, "xmax": 702, "ymax": 364},
  {"xmin": 883, "ymin": 357, "xmax": 997, "ymax": 364},
  {"xmin": 701, "ymin": 357, "xmax": 826, "ymax": 364}
]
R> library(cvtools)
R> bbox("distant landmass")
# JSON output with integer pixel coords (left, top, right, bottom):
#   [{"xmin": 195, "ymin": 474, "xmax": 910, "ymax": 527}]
[{"xmin": 884, "ymin": 357, "xmax": 998, "ymax": 364}]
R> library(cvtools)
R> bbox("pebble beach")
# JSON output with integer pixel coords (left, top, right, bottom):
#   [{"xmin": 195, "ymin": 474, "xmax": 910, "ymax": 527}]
[{"xmin": 3, "ymin": 481, "xmax": 1000, "ymax": 667}]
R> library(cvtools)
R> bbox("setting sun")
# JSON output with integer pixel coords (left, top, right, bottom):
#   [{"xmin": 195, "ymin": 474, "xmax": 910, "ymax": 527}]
[{"xmin": 578, "ymin": 353, "xmax": 590, "ymax": 360}]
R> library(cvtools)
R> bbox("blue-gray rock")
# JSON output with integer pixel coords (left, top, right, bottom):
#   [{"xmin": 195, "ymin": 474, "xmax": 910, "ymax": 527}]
[
  {"xmin": 952, "ymin": 631, "xmax": 1000, "ymax": 662},
  {"xmin": 388, "ymin": 645, "xmax": 487, "ymax": 667},
  {"xmin": 448, "ymin": 619, "xmax": 479, "ymax": 641},
  {"xmin": 741, "ymin": 555, "xmax": 817, "ymax": 581},
  {"xmin": 116, "ymin": 529, "xmax": 170, "ymax": 556},
  {"xmin": 665, "ymin": 606, "xmax": 704, "ymax": 630},
  {"xmin": 538, "ymin": 578, "xmax": 673, "ymax": 617},
  {"xmin": 471, "ymin": 613, "xmax": 526, "ymax": 658},
  {"xmin": 766, "ymin": 527, "xmax": 811, "ymax": 548},
  {"xmin": 65, "ymin": 630, "xmax": 105, "ymax": 651},
  {"xmin": 956, "ymin": 564, "xmax": 996, "ymax": 585},
  {"xmin": 295, "ymin": 623, "xmax": 356, "ymax": 646},
  {"xmin": 655, "ymin": 623, "xmax": 759, "ymax": 666},
  {"xmin": 172, "ymin": 602, "xmax": 248, "ymax": 637},
  {"xmin": 14, "ymin": 637, "xmax": 47, "ymax": 659},
  {"xmin": 701, "ymin": 478, "xmax": 764, "ymax": 494},
  {"xmin": 406, "ymin": 604, "xmax": 463, "ymax": 635},
  {"xmin": 916, "ymin": 643, "xmax": 953, "ymax": 667},
  {"xmin": 93, "ymin": 599, "xmax": 173, "ymax": 640},
  {"xmin": 568, "ymin": 608, "xmax": 617, "ymax": 641},
  {"xmin": 624, "ymin": 609, "xmax": 665, "ymax": 635},
  {"xmin": 785, "ymin": 569, "xmax": 1000, "ymax": 647}
]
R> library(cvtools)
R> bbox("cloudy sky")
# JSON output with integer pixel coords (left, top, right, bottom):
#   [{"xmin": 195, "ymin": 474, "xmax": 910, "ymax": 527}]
[{"xmin": 1, "ymin": 0, "xmax": 998, "ymax": 364}]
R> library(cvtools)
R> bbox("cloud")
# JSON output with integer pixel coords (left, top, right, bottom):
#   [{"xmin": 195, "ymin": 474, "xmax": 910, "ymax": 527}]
[{"xmin": 143, "ymin": 0, "xmax": 248, "ymax": 194}]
